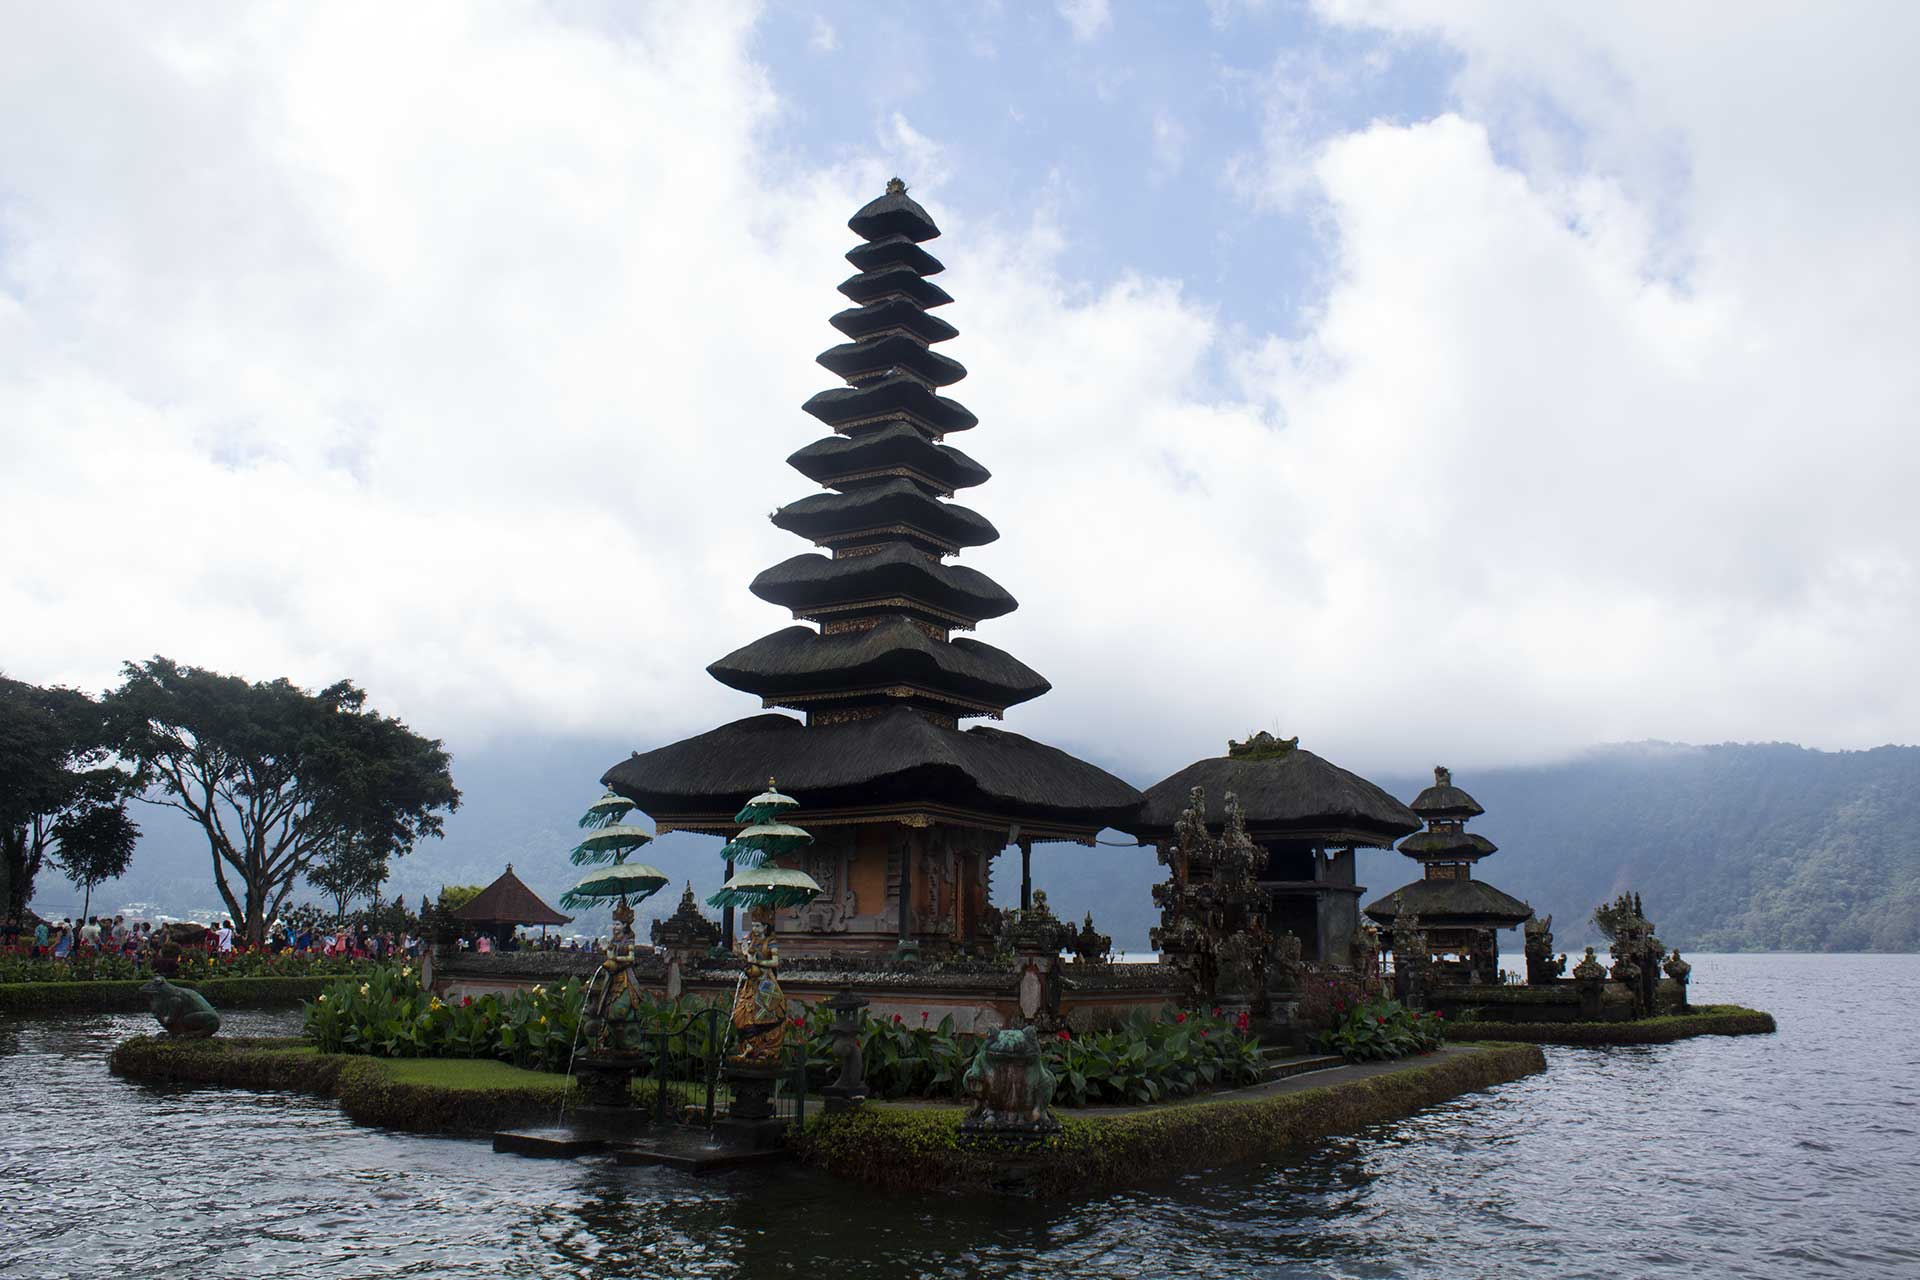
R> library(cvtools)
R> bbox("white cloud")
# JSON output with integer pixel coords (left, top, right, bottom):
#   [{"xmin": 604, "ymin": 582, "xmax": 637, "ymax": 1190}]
[
  {"xmin": 807, "ymin": 15, "xmax": 837, "ymax": 54},
  {"xmin": 1057, "ymin": 0, "xmax": 1112, "ymax": 43},
  {"xmin": 1, "ymin": 2, "xmax": 1915, "ymax": 793}
]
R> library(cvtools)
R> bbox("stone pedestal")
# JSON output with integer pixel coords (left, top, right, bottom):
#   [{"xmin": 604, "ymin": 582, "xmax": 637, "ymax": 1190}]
[
  {"xmin": 716, "ymin": 1064, "xmax": 788, "ymax": 1151},
  {"xmin": 822, "ymin": 985, "xmax": 869, "ymax": 1113},
  {"xmin": 574, "ymin": 1051, "xmax": 645, "ymax": 1109}
]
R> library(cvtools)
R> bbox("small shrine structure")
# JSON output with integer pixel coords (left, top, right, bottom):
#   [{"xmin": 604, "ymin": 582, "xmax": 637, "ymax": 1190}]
[
  {"xmin": 1364, "ymin": 767, "xmax": 1532, "ymax": 985},
  {"xmin": 451, "ymin": 864, "xmax": 572, "ymax": 944},
  {"xmin": 601, "ymin": 180, "xmax": 1141, "ymax": 959},
  {"xmin": 1127, "ymin": 733, "xmax": 1420, "ymax": 968}
]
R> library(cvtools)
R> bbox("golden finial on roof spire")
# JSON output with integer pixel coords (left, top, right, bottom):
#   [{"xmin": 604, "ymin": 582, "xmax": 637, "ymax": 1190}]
[{"xmin": 886, "ymin": 176, "xmax": 907, "ymax": 195}]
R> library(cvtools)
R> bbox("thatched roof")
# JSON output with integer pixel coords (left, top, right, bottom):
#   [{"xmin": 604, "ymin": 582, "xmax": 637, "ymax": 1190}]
[
  {"xmin": 1363, "ymin": 877, "xmax": 1532, "ymax": 928},
  {"xmin": 603, "ymin": 707, "xmax": 1143, "ymax": 829},
  {"xmin": 803, "ymin": 377, "xmax": 977, "ymax": 434},
  {"xmin": 454, "ymin": 865, "xmax": 572, "ymax": 927},
  {"xmin": 1410, "ymin": 766, "xmax": 1485, "ymax": 819},
  {"xmin": 817, "ymin": 334, "xmax": 967, "ymax": 387},
  {"xmin": 1399, "ymin": 830, "xmax": 1499, "ymax": 859},
  {"xmin": 848, "ymin": 183, "xmax": 940, "ymax": 243},
  {"xmin": 831, "ymin": 298, "xmax": 958, "ymax": 345},
  {"xmin": 846, "ymin": 233, "xmax": 943, "ymax": 276},
  {"xmin": 750, "ymin": 547, "xmax": 1017, "ymax": 623},
  {"xmin": 1125, "ymin": 743, "xmax": 1420, "ymax": 846},
  {"xmin": 771, "ymin": 478, "xmax": 997, "ymax": 548},
  {"xmin": 707, "ymin": 621, "xmax": 1048, "ymax": 710},
  {"xmin": 838, "ymin": 265, "xmax": 953, "ymax": 310},
  {"xmin": 787, "ymin": 424, "xmax": 989, "ymax": 493}
]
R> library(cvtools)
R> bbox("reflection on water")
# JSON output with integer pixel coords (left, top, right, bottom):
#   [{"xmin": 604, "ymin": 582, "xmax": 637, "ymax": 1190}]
[{"xmin": 3, "ymin": 955, "xmax": 1917, "ymax": 1279}]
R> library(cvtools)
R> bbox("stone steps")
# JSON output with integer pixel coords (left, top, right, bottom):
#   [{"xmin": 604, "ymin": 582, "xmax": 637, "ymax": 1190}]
[{"xmin": 1257, "ymin": 1052, "xmax": 1345, "ymax": 1083}]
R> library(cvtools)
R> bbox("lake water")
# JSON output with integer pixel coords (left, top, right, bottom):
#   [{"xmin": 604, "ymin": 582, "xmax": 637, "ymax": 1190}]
[{"xmin": 3, "ymin": 954, "xmax": 1916, "ymax": 1279}]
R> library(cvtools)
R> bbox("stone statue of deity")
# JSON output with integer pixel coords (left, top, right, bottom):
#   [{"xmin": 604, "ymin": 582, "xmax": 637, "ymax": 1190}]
[
  {"xmin": 583, "ymin": 899, "xmax": 644, "ymax": 1051},
  {"xmin": 1524, "ymin": 915, "xmax": 1567, "ymax": 985},
  {"xmin": 140, "ymin": 977, "xmax": 221, "ymax": 1038},
  {"xmin": 728, "ymin": 913, "xmax": 789, "ymax": 1064},
  {"xmin": 960, "ymin": 1026, "xmax": 1060, "ymax": 1140}
]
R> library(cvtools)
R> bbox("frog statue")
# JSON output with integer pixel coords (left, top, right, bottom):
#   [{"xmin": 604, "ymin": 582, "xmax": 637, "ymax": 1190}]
[
  {"xmin": 140, "ymin": 977, "xmax": 222, "ymax": 1039},
  {"xmin": 960, "ymin": 1026, "xmax": 1061, "ymax": 1139}
]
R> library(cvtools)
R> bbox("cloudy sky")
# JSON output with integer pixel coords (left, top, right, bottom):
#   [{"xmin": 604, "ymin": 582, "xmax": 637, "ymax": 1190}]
[{"xmin": 3, "ymin": 1, "xmax": 1916, "ymax": 785}]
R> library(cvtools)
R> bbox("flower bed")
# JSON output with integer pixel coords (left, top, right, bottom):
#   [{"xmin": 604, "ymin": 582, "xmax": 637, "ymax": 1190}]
[
  {"xmin": 1319, "ymin": 997, "xmax": 1446, "ymax": 1062},
  {"xmin": 0, "ymin": 951, "xmax": 380, "ymax": 984}
]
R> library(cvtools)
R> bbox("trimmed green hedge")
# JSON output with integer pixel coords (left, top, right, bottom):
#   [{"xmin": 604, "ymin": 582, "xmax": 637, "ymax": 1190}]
[
  {"xmin": 0, "ymin": 976, "xmax": 331, "ymax": 1015},
  {"xmin": 1438, "ymin": 1004, "xmax": 1776, "ymax": 1045},
  {"xmin": 109, "ymin": 1035, "xmax": 573, "ymax": 1134},
  {"xmin": 796, "ymin": 1042, "xmax": 1546, "ymax": 1196}
]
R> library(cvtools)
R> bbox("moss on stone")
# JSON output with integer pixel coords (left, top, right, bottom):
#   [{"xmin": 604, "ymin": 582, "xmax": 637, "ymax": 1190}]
[
  {"xmin": 796, "ymin": 1043, "xmax": 1546, "ymax": 1196},
  {"xmin": 0, "ymin": 976, "xmax": 330, "ymax": 1014},
  {"xmin": 109, "ymin": 1035, "xmax": 574, "ymax": 1134},
  {"xmin": 1438, "ymin": 1004, "xmax": 1776, "ymax": 1045}
]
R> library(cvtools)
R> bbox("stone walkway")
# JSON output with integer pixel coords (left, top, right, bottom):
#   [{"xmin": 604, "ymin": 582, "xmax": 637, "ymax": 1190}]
[{"xmin": 874, "ymin": 1046, "xmax": 1479, "ymax": 1117}]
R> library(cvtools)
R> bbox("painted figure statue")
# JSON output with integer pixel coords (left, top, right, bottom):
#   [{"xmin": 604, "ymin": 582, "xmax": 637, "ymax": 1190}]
[
  {"xmin": 960, "ymin": 1026, "xmax": 1060, "ymax": 1137},
  {"xmin": 729, "ymin": 913, "xmax": 788, "ymax": 1063},
  {"xmin": 583, "ymin": 899, "xmax": 645, "ymax": 1051},
  {"xmin": 140, "ymin": 977, "xmax": 221, "ymax": 1038}
]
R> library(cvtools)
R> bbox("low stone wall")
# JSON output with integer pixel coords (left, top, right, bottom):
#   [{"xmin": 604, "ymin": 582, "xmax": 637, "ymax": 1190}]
[
  {"xmin": 797, "ymin": 1042, "xmax": 1547, "ymax": 1196},
  {"xmin": 0, "ymin": 976, "xmax": 329, "ymax": 1015},
  {"xmin": 109, "ymin": 1036, "xmax": 571, "ymax": 1134},
  {"xmin": 1426, "ymin": 981, "xmax": 1639, "ymax": 1023},
  {"xmin": 1439, "ymin": 1004, "xmax": 1776, "ymax": 1045}
]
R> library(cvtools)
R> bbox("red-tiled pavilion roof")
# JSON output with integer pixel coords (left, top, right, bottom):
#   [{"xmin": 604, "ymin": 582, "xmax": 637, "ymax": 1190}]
[{"xmin": 452, "ymin": 864, "xmax": 572, "ymax": 927}]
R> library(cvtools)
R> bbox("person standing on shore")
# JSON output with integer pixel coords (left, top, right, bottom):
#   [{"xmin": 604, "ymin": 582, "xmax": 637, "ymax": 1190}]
[{"xmin": 34, "ymin": 920, "xmax": 49, "ymax": 955}]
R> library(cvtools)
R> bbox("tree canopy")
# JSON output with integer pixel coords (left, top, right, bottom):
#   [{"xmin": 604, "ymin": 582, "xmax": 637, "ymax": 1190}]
[
  {"xmin": 107, "ymin": 657, "xmax": 460, "ymax": 943},
  {"xmin": 0, "ymin": 676, "xmax": 137, "ymax": 923}
]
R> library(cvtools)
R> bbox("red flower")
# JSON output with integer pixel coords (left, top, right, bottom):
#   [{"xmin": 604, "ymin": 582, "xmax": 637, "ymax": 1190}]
[
  {"xmin": 1200, "ymin": 1030, "xmax": 1210, "ymax": 1039},
  {"xmin": 1235, "ymin": 1012, "xmax": 1251, "ymax": 1033},
  {"xmin": 1212, "ymin": 1006, "xmax": 1222, "ymax": 1017},
  {"xmin": 921, "ymin": 1010, "xmax": 929, "ymax": 1023},
  {"xmin": 461, "ymin": 996, "xmax": 473, "ymax": 1007},
  {"xmin": 891, "ymin": 1013, "xmax": 903, "ymax": 1024},
  {"xmin": 1175, "ymin": 1012, "xmax": 1187, "ymax": 1024},
  {"xmin": 1434, "ymin": 1010, "xmax": 1444, "ymax": 1019},
  {"xmin": 1056, "ymin": 1030, "xmax": 1070, "ymax": 1041},
  {"xmin": 1377, "ymin": 1015, "xmax": 1387, "ymax": 1025}
]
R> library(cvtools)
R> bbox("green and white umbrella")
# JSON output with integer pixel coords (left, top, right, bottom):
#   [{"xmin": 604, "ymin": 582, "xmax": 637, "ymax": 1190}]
[
  {"xmin": 560, "ymin": 861, "xmax": 670, "ymax": 909},
  {"xmin": 719, "ymin": 821, "xmax": 814, "ymax": 868},
  {"xmin": 732, "ymin": 782, "xmax": 799, "ymax": 824},
  {"xmin": 707, "ymin": 866, "xmax": 823, "ymax": 911},
  {"xmin": 579, "ymin": 790, "xmax": 635, "ymax": 830},
  {"xmin": 571, "ymin": 823, "xmax": 655, "ymax": 866}
]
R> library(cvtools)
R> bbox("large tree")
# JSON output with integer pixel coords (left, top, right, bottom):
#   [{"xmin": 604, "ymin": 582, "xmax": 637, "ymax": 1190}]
[
  {"xmin": 0, "ymin": 676, "xmax": 138, "ymax": 923},
  {"xmin": 108, "ymin": 657, "xmax": 460, "ymax": 943},
  {"xmin": 49, "ymin": 802, "xmax": 140, "ymax": 921},
  {"xmin": 308, "ymin": 833, "xmax": 390, "ymax": 922}
]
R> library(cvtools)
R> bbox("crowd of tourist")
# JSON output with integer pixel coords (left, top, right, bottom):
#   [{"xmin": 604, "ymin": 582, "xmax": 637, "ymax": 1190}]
[{"xmin": 2, "ymin": 914, "xmax": 427, "ymax": 969}]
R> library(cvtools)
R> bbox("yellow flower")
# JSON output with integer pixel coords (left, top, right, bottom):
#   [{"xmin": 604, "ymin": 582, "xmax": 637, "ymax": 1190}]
[
  {"xmin": 358, "ymin": 983, "xmax": 371, "ymax": 997},
  {"xmin": 539, "ymin": 1015, "xmax": 548, "ymax": 1025},
  {"xmin": 531, "ymin": 984, "xmax": 545, "ymax": 996},
  {"xmin": 401, "ymin": 966, "xmax": 413, "ymax": 978},
  {"xmin": 430, "ymin": 997, "xmax": 443, "ymax": 1011},
  {"xmin": 317, "ymin": 993, "xmax": 328, "ymax": 1003}
]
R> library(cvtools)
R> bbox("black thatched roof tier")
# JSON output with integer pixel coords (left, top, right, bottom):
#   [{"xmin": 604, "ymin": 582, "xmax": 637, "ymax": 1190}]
[
  {"xmin": 1362, "ymin": 878, "xmax": 1533, "ymax": 928},
  {"xmin": 817, "ymin": 334, "xmax": 967, "ymax": 387},
  {"xmin": 830, "ymin": 299, "xmax": 959, "ymax": 345},
  {"xmin": 1399, "ymin": 830, "xmax": 1498, "ymax": 859},
  {"xmin": 838, "ymin": 266, "xmax": 954, "ymax": 310},
  {"xmin": 454, "ymin": 865, "xmax": 573, "ymax": 927},
  {"xmin": 787, "ymin": 425, "xmax": 989, "ymax": 494},
  {"xmin": 803, "ymin": 377, "xmax": 977, "ymax": 435},
  {"xmin": 1125, "ymin": 746, "xmax": 1421, "ymax": 847},
  {"xmin": 750, "ymin": 547, "xmax": 1016, "ymax": 623},
  {"xmin": 603, "ymin": 708, "xmax": 1141, "ymax": 828},
  {"xmin": 849, "ymin": 183, "xmax": 940, "ymax": 243},
  {"xmin": 847, "ymin": 233, "xmax": 943, "ymax": 276},
  {"xmin": 707, "ymin": 620, "xmax": 1048, "ymax": 710},
  {"xmin": 771, "ymin": 478, "xmax": 998, "ymax": 549},
  {"xmin": 1410, "ymin": 768, "xmax": 1484, "ymax": 819}
]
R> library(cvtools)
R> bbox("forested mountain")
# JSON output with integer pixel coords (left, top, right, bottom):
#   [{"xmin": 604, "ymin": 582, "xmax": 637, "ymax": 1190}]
[{"xmin": 40, "ymin": 739, "xmax": 1919, "ymax": 953}]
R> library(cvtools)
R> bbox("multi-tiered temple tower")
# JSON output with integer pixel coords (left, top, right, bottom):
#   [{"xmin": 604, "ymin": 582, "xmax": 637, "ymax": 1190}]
[{"xmin": 604, "ymin": 181, "xmax": 1141, "ymax": 957}]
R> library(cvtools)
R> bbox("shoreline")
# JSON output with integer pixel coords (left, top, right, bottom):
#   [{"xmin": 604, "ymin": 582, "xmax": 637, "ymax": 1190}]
[
  {"xmin": 1437, "ymin": 1004, "xmax": 1776, "ymax": 1045},
  {"xmin": 1, "ymin": 976, "xmax": 333, "ymax": 1015}
]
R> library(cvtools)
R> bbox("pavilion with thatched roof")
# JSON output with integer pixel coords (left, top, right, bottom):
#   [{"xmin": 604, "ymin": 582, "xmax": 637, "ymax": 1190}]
[{"xmin": 453, "ymin": 864, "xmax": 572, "ymax": 942}]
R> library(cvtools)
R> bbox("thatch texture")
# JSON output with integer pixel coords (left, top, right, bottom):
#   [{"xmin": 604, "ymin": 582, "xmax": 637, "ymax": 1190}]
[
  {"xmin": 830, "ymin": 299, "xmax": 958, "ymax": 345},
  {"xmin": 453, "ymin": 865, "xmax": 572, "ymax": 927},
  {"xmin": 787, "ymin": 424, "xmax": 990, "ymax": 493},
  {"xmin": 845, "ymin": 233, "xmax": 943, "ymax": 276},
  {"xmin": 803, "ymin": 377, "xmax": 977, "ymax": 434},
  {"xmin": 1362, "ymin": 877, "xmax": 1533, "ymax": 927},
  {"xmin": 603, "ymin": 708, "xmax": 1142, "ymax": 828},
  {"xmin": 1398, "ymin": 830, "xmax": 1499, "ymax": 859},
  {"xmin": 817, "ymin": 334, "xmax": 967, "ymax": 387},
  {"xmin": 838, "ymin": 266, "xmax": 953, "ymax": 310},
  {"xmin": 771, "ymin": 478, "xmax": 998, "ymax": 548},
  {"xmin": 1409, "ymin": 775, "xmax": 1485, "ymax": 819},
  {"xmin": 1126, "ymin": 747, "xmax": 1420, "ymax": 845},
  {"xmin": 848, "ymin": 186, "xmax": 940, "ymax": 242},
  {"xmin": 750, "ymin": 547, "xmax": 1016, "ymax": 622},
  {"xmin": 707, "ymin": 621, "xmax": 1048, "ymax": 708}
]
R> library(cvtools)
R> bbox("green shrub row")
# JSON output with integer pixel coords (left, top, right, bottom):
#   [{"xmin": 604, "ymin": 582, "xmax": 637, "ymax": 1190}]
[
  {"xmin": 1438, "ymin": 1004, "xmax": 1776, "ymax": 1045},
  {"xmin": 798, "ymin": 1042, "xmax": 1548, "ymax": 1196},
  {"xmin": 0, "ymin": 976, "xmax": 334, "ymax": 1014},
  {"xmin": 0, "ymin": 952, "xmax": 380, "ymax": 984},
  {"xmin": 108, "ymin": 1035, "xmax": 570, "ymax": 1134}
]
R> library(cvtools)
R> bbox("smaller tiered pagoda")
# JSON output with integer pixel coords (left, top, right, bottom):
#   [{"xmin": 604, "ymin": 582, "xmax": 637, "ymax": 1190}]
[{"xmin": 1363, "ymin": 767, "xmax": 1532, "ymax": 985}]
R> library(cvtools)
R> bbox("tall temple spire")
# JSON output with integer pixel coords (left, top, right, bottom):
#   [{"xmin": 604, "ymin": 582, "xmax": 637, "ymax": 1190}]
[{"xmin": 709, "ymin": 182, "xmax": 1046, "ymax": 729}]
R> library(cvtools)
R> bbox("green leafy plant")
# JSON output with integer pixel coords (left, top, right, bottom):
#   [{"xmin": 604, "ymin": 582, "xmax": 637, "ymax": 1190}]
[{"xmin": 1319, "ymin": 997, "xmax": 1444, "ymax": 1062}]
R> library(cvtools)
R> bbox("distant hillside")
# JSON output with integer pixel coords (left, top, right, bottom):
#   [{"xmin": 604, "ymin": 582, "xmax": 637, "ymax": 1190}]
[{"xmin": 38, "ymin": 739, "xmax": 1919, "ymax": 953}]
